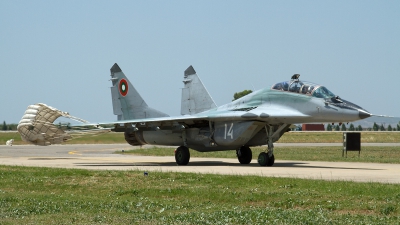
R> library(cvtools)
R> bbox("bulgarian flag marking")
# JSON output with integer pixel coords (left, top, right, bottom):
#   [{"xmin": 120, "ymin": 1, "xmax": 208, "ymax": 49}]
[{"xmin": 119, "ymin": 79, "xmax": 128, "ymax": 97}]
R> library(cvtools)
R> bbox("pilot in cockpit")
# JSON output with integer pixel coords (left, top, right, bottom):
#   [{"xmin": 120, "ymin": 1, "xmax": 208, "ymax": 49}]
[
  {"xmin": 301, "ymin": 85, "xmax": 309, "ymax": 94},
  {"xmin": 307, "ymin": 86, "xmax": 315, "ymax": 94},
  {"xmin": 272, "ymin": 82, "xmax": 289, "ymax": 91},
  {"xmin": 289, "ymin": 81, "xmax": 303, "ymax": 93}
]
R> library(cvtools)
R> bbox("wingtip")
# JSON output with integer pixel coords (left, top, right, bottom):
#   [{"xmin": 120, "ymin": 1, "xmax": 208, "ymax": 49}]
[
  {"xmin": 111, "ymin": 63, "xmax": 122, "ymax": 73},
  {"xmin": 184, "ymin": 65, "xmax": 196, "ymax": 76}
]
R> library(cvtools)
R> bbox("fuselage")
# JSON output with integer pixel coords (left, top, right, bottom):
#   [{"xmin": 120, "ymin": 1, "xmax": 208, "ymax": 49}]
[
  {"xmin": 124, "ymin": 78, "xmax": 371, "ymax": 152},
  {"xmin": 204, "ymin": 80, "xmax": 370, "ymax": 125}
]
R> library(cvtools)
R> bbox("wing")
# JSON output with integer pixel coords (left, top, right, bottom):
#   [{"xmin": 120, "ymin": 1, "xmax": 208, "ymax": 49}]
[{"xmin": 92, "ymin": 105, "xmax": 309, "ymax": 129}]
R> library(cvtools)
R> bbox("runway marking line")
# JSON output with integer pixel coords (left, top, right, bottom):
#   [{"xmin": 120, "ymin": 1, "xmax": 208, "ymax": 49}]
[{"xmin": 68, "ymin": 151, "xmax": 82, "ymax": 155}]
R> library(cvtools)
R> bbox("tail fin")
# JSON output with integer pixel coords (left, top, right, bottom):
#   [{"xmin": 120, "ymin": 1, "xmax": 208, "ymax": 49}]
[
  {"xmin": 181, "ymin": 66, "xmax": 217, "ymax": 115},
  {"xmin": 110, "ymin": 63, "xmax": 169, "ymax": 120}
]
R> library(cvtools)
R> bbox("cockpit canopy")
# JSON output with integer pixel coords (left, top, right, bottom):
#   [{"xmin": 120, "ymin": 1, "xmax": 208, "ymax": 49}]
[{"xmin": 271, "ymin": 80, "xmax": 336, "ymax": 99}]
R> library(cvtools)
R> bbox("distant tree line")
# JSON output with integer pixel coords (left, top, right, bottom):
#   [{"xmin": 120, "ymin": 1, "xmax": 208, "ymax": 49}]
[
  {"xmin": 325, "ymin": 122, "xmax": 400, "ymax": 131},
  {"xmin": 2, "ymin": 121, "xmax": 18, "ymax": 131}
]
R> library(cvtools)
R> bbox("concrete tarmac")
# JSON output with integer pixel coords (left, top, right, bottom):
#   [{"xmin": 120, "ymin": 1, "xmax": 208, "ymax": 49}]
[{"xmin": 1, "ymin": 144, "xmax": 400, "ymax": 184}]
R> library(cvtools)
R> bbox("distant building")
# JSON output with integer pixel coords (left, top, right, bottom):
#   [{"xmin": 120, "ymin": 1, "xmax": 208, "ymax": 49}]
[{"xmin": 302, "ymin": 124, "xmax": 325, "ymax": 131}]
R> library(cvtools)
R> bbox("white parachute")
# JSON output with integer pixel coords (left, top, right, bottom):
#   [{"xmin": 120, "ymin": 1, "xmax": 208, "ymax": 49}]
[
  {"xmin": 17, "ymin": 103, "xmax": 95, "ymax": 146},
  {"xmin": 6, "ymin": 139, "xmax": 14, "ymax": 146}
]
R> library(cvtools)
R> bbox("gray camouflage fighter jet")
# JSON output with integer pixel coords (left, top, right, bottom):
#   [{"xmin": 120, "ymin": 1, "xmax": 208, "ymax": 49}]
[{"xmin": 18, "ymin": 63, "xmax": 371, "ymax": 166}]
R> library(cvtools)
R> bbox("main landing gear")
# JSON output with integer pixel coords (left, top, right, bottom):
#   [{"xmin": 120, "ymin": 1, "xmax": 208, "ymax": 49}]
[
  {"xmin": 236, "ymin": 146, "xmax": 252, "ymax": 164},
  {"xmin": 175, "ymin": 146, "xmax": 190, "ymax": 165}
]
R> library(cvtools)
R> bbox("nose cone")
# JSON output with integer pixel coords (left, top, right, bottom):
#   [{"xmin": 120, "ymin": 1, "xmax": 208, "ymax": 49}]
[
  {"xmin": 332, "ymin": 98, "xmax": 371, "ymax": 120},
  {"xmin": 341, "ymin": 100, "xmax": 371, "ymax": 119},
  {"xmin": 359, "ymin": 110, "xmax": 371, "ymax": 119}
]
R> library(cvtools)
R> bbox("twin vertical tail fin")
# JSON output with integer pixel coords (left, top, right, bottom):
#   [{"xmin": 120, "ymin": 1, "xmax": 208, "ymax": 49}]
[
  {"xmin": 181, "ymin": 66, "xmax": 217, "ymax": 115},
  {"xmin": 110, "ymin": 63, "xmax": 169, "ymax": 120},
  {"xmin": 110, "ymin": 63, "xmax": 215, "ymax": 119}
]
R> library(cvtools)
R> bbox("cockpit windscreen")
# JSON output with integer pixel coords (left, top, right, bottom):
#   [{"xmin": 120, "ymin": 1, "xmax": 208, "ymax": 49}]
[{"xmin": 271, "ymin": 80, "xmax": 336, "ymax": 99}]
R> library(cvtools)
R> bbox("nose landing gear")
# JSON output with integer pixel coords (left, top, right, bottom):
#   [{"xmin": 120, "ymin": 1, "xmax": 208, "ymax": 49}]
[{"xmin": 258, "ymin": 152, "xmax": 275, "ymax": 166}]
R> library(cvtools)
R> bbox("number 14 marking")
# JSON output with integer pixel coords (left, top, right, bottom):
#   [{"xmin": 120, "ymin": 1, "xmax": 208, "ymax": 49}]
[{"xmin": 224, "ymin": 123, "xmax": 234, "ymax": 139}]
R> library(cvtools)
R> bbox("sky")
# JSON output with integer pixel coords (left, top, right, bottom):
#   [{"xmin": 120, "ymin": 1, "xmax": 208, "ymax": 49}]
[{"xmin": 1, "ymin": 0, "xmax": 399, "ymax": 124}]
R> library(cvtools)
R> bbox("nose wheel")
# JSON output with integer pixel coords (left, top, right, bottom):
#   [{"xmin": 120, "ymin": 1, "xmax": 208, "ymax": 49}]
[
  {"xmin": 258, "ymin": 152, "xmax": 275, "ymax": 166},
  {"xmin": 257, "ymin": 124, "xmax": 286, "ymax": 167}
]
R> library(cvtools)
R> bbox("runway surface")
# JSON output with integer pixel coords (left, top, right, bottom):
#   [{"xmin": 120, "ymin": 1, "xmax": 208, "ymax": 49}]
[{"xmin": 1, "ymin": 144, "xmax": 400, "ymax": 184}]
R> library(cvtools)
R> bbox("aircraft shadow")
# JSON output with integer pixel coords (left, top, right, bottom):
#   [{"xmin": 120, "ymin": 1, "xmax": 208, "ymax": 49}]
[{"xmin": 75, "ymin": 161, "xmax": 382, "ymax": 170}]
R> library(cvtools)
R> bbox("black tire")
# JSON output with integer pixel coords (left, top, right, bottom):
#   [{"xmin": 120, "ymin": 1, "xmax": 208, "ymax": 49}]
[
  {"xmin": 258, "ymin": 152, "xmax": 268, "ymax": 166},
  {"xmin": 175, "ymin": 146, "xmax": 190, "ymax": 165},
  {"xmin": 237, "ymin": 146, "xmax": 252, "ymax": 164},
  {"xmin": 267, "ymin": 154, "xmax": 275, "ymax": 166}
]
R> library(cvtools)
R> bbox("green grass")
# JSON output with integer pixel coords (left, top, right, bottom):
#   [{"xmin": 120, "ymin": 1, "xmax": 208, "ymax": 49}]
[
  {"xmin": 3, "ymin": 131, "xmax": 400, "ymax": 145},
  {"xmin": 0, "ymin": 166, "xmax": 399, "ymax": 224},
  {"xmin": 2, "ymin": 132, "xmax": 400, "ymax": 223},
  {"xmin": 278, "ymin": 131, "xmax": 400, "ymax": 143},
  {"xmin": 68, "ymin": 131, "xmax": 125, "ymax": 144},
  {"xmin": 121, "ymin": 146, "xmax": 400, "ymax": 164},
  {"xmin": 0, "ymin": 131, "xmax": 125, "ymax": 145},
  {"xmin": 0, "ymin": 132, "xmax": 23, "ymax": 145}
]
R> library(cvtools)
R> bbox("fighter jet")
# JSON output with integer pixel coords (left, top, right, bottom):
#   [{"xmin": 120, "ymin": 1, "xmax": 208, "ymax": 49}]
[{"xmin": 18, "ymin": 63, "xmax": 371, "ymax": 166}]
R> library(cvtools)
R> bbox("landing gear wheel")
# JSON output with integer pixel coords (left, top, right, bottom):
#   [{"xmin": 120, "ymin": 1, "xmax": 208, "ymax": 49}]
[
  {"xmin": 175, "ymin": 146, "xmax": 190, "ymax": 165},
  {"xmin": 258, "ymin": 152, "xmax": 268, "ymax": 166},
  {"xmin": 267, "ymin": 154, "xmax": 275, "ymax": 166},
  {"xmin": 237, "ymin": 146, "xmax": 252, "ymax": 164}
]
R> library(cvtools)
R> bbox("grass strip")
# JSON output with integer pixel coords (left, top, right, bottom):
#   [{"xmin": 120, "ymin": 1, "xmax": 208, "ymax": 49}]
[
  {"xmin": 3, "ymin": 131, "xmax": 400, "ymax": 145},
  {"xmin": 0, "ymin": 166, "xmax": 399, "ymax": 224}
]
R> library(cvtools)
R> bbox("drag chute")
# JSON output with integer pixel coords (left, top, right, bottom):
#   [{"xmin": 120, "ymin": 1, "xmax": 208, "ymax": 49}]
[{"xmin": 17, "ymin": 103, "xmax": 96, "ymax": 146}]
